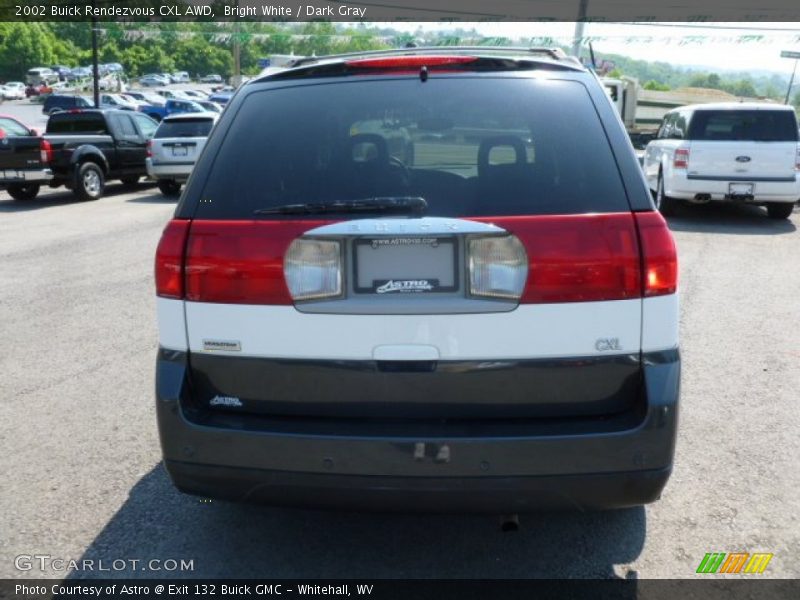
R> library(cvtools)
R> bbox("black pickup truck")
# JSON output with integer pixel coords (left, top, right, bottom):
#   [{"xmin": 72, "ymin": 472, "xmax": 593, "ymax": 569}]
[
  {"xmin": 0, "ymin": 115, "xmax": 52, "ymax": 200},
  {"xmin": 1, "ymin": 109, "xmax": 160, "ymax": 202}
]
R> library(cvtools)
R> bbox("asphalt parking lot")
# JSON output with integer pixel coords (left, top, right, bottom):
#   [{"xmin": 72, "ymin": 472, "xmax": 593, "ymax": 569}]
[{"xmin": 1, "ymin": 162, "xmax": 799, "ymax": 578}]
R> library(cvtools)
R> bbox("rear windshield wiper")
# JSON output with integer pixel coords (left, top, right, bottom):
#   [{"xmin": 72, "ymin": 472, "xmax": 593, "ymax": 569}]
[{"xmin": 253, "ymin": 196, "xmax": 427, "ymax": 216}]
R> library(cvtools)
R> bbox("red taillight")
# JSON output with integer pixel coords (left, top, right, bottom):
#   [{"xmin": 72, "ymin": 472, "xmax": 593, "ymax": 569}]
[
  {"xmin": 474, "ymin": 214, "xmax": 642, "ymax": 303},
  {"xmin": 39, "ymin": 139, "xmax": 52, "ymax": 164},
  {"xmin": 345, "ymin": 56, "xmax": 477, "ymax": 69},
  {"xmin": 184, "ymin": 221, "xmax": 332, "ymax": 304},
  {"xmin": 673, "ymin": 147, "xmax": 690, "ymax": 169},
  {"xmin": 155, "ymin": 219, "xmax": 190, "ymax": 299},
  {"xmin": 146, "ymin": 139, "xmax": 152, "ymax": 158},
  {"xmin": 635, "ymin": 212, "xmax": 678, "ymax": 297}
]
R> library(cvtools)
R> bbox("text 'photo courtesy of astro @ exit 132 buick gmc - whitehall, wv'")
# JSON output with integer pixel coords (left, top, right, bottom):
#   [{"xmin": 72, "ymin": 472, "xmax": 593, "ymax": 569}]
[{"xmin": 154, "ymin": 47, "xmax": 680, "ymax": 513}]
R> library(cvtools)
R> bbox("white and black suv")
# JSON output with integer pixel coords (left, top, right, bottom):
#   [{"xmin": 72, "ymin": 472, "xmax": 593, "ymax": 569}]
[
  {"xmin": 154, "ymin": 47, "xmax": 680, "ymax": 512},
  {"xmin": 644, "ymin": 102, "xmax": 800, "ymax": 218}
]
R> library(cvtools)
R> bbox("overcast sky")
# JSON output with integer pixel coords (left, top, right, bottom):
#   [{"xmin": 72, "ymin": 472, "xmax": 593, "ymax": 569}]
[{"xmin": 377, "ymin": 22, "xmax": 800, "ymax": 75}]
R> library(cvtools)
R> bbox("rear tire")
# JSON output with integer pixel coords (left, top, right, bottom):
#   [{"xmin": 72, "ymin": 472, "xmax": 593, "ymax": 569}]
[
  {"xmin": 656, "ymin": 175, "xmax": 677, "ymax": 216},
  {"xmin": 6, "ymin": 183, "xmax": 40, "ymax": 201},
  {"xmin": 766, "ymin": 202, "xmax": 794, "ymax": 220},
  {"xmin": 157, "ymin": 180, "xmax": 182, "ymax": 197},
  {"xmin": 73, "ymin": 162, "xmax": 105, "ymax": 201}
]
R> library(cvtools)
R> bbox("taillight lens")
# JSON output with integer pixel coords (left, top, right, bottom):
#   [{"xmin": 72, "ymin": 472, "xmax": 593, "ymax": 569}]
[
  {"xmin": 468, "ymin": 235, "xmax": 528, "ymax": 300},
  {"xmin": 635, "ymin": 212, "xmax": 678, "ymax": 297},
  {"xmin": 155, "ymin": 219, "xmax": 190, "ymax": 299},
  {"xmin": 473, "ymin": 214, "xmax": 642, "ymax": 303},
  {"xmin": 284, "ymin": 239, "xmax": 342, "ymax": 301},
  {"xmin": 39, "ymin": 139, "xmax": 52, "ymax": 164},
  {"xmin": 146, "ymin": 139, "xmax": 152, "ymax": 158},
  {"xmin": 183, "ymin": 221, "xmax": 330, "ymax": 305},
  {"xmin": 345, "ymin": 56, "xmax": 477, "ymax": 69},
  {"xmin": 673, "ymin": 147, "xmax": 690, "ymax": 169}
]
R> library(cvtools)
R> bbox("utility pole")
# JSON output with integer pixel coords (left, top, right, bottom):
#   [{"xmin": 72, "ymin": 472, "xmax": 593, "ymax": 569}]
[
  {"xmin": 785, "ymin": 60, "xmax": 798, "ymax": 105},
  {"xmin": 232, "ymin": 0, "xmax": 241, "ymax": 85},
  {"xmin": 571, "ymin": 0, "xmax": 589, "ymax": 60},
  {"xmin": 780, "ymin": 51, "xmax": 800, "ymax": 105},
  {"xmin": 91, "ymin": 0, "xmax": 99, "ymax": 107}
]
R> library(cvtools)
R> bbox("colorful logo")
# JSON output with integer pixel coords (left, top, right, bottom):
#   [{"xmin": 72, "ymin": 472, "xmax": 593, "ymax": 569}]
[{"xmin": 696, "ymin": 552, "xmax": 773, "ymax": 574}]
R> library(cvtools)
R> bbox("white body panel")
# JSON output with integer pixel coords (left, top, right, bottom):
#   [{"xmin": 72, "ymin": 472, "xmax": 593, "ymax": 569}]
[
  {"xmin": 183, "ymin": 298, "xmax": 666, "ymax": 361},
  {"xmin": 641, "ymin": 294, "xmax": 679, "ymax": 352},
  {"xmin": 157, "ymin": 297, "xmax": 188, "ymax": 351}
]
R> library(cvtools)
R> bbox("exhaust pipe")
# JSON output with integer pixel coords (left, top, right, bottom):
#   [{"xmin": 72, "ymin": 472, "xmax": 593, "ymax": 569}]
[{"xmin": 500, "ymin": 514, "xmax": 520, "ymax": 532}]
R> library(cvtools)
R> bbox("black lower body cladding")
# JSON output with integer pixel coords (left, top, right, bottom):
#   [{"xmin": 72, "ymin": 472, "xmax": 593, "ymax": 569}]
[{"xmin": 156, "ymin": 349, "xmax": 680, "ymax": 512}]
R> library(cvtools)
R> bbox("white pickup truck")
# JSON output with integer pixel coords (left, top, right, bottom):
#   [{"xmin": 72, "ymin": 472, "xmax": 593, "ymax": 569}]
[{"xmin": 643, "ymin": 102, "xmax": 800, "ymax": 219}]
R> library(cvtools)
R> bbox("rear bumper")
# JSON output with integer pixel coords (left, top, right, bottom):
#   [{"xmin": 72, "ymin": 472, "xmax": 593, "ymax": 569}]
[
  {"xmin": 0, "ymin": 168, "xmax": 53, "ymax": 184},
  {"xmin": 156, "ymin": 348, "xmax": 680, "ymax": 512},
  {"xmin": 165, "ymin": 461, "xmax": 671, "ymax": 512},
  {"xmin": 146, "ymin": 158, "xmax": 193, "ymax": 181},
  {"xmin": 666, "ymin": 173, "xmax": 800, "ymax": 203}
]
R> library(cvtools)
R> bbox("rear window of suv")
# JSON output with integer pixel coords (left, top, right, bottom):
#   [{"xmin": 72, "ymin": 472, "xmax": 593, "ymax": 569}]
[
  {"xmin": 155, "ymin": 118, "xmax": 214, "ymax": 139},
  {"xmin": 688, "ymin": 110, "xmax": 799, "ymax": 142},
  {"xmin": 195, "ymin": 77, "xmax": 629, "ymax": 218}
]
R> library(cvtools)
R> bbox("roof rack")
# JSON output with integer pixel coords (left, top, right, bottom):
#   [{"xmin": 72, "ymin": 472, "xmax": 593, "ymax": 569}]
[{"xmin": 287, "ymin": 46, "xmax": 574, "ymax": 69}]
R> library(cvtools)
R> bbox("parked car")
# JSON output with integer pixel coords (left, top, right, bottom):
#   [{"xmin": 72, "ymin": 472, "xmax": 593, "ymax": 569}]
[
  {"xmin": 180, "ymin": 90, "xmax": 208, "ymax": 100},
  {"xmin": 25, "ymin": 83, "xmax": 53, "ymax": 98},
  {"xmin": 25, "ymin": 67, "xmax": 58, "ymax": 86},
  {"xmin": 208, "ymin": 89, "xmax": 234, "ymax": 104},
  {"xmin": 163, "ymin": 98, "xmax": 206, "ymax": 115},
  {"xmin": 644, "ymin": 102, "xmax": 800, "ymax": 219},
  {"xmin": 155, "ymin": 89, "xmax": 182, "ymax": 100},
  {"xmin": 140, "ymin": 74, "xmax": 170, "ymax": 87},
  {"xmin": 196, "ymin": 100, "xmax": 223, "ymax": 114},
  {"xmin": 119, "ymin": 94, "xmax": 149, "ymax": 108},
  {"xmin": 200, "ymin": 74, "xmax": 223, "ymax": 83},
  {"xmin": 42, "ymin": 94, "xmax": 93, "ymax": 115},
  {"xmin": 171, "ymin": 71, "xmax": 191, "ymax": 83},
  {"xmin": 99, "ymin": 93, "xmax": 138, "ymax": 111},
  {"xmin": 42, "ymin": 109, "xmax": 158, "ymax": 201},
  {"xmin": 50, "ymin": 65, "xmax": 72, "ymax": 81},
  {"xmin": 125, "ymin": 91, "xmax": 166, "ymax": 106},
  {"xmin": 66, "ymin": 66, "xmax": 92, "ymax": 82},
  {"xmin": 1, "ymin": 82, "xmax": 26, "ymax": 100},
  {"xmin": 0, "ymin": 115, "xmax": 51, "ymax": 200},
  {"xmin": 153, "ymin": 47, "xmax": 680, "ymax": 511},
  {"xmin": 147, "ymin": 112, "xmax": 218, "ymax": 196},
  {"xmin": 137, "ymin": 98, "xmax": 207, "ymax": 122}
]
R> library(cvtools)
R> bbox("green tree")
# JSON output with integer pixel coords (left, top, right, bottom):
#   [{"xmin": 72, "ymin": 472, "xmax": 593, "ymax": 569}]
[
  {"xmin": 0, "ymin": 23, "xmax": 57, "ymax": 80},
  {"xmin": 644, "ymin": 80, "xmax": 670, "ymax": 91}
]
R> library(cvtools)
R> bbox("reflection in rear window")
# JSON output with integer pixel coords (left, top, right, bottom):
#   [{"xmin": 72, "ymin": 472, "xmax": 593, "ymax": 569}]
[
  {"xmin": 155, "ymin": 119, "xmax": 214, "ymax": 139},
  {"xmin": 196, "ymin": 78, "xmax": 628, "ymax": 218},
  {"xmin": 688, "ymin": 110, "xmax": 799, "ymax": 142}
]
